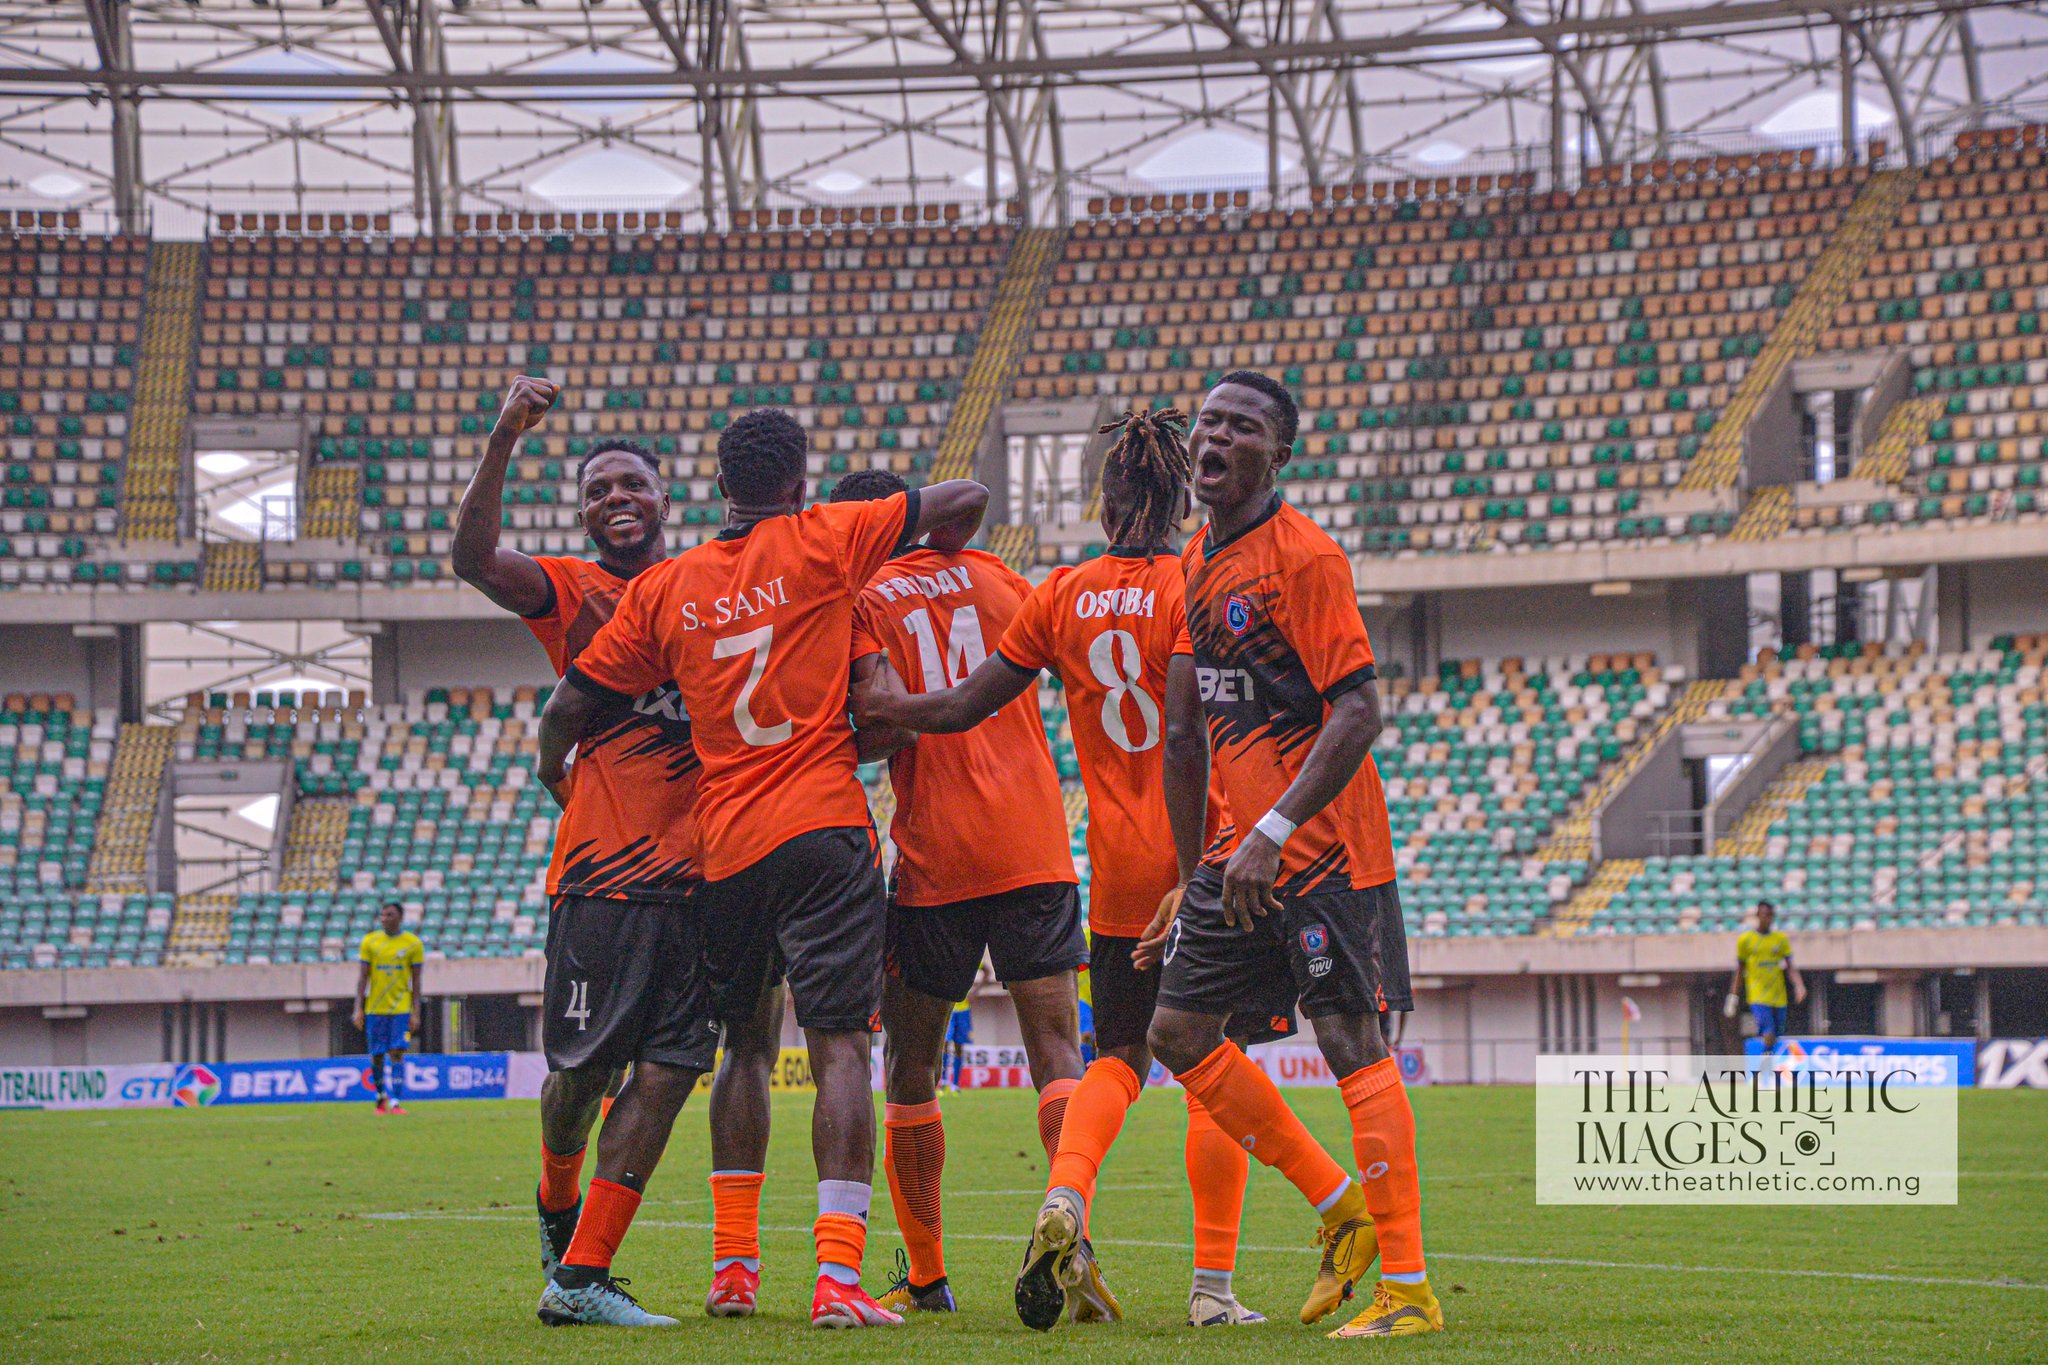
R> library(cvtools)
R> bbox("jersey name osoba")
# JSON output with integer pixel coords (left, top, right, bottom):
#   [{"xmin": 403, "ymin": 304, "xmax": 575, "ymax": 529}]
[{"xmin": 1074, "ymin": 587, "xmax": 1158, "ymax": 620}]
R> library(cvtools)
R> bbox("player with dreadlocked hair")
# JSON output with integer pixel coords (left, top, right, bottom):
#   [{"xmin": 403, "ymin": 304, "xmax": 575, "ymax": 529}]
[
  {"xmin": 1096, "ymin": 405, "xmax": 1194, "ymax": 550},
  {"xmin": 854, "ymin": 403, "xmax": 1286, "ymax": 1331}
]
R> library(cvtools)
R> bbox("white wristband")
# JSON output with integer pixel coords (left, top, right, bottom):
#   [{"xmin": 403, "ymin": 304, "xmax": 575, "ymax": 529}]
[{"xmin": 1254, "ymin": 809, "xmax": 1297, "ymax": 848}]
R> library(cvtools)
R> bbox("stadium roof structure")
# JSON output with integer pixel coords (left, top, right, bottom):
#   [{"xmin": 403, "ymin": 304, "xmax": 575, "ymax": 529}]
[{"xmin": 1, "ymin": 0, "xmax": 2045, "ymax": 234}]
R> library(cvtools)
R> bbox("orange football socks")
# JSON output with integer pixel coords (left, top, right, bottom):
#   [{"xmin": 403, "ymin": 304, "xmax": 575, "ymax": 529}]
[
  {"xmin": 883, "ymin": 1100, "xmax": 947, "ymax": 1284},
  {"xmin": 1184, "ymin": 1090, "xmax": 1249, "ymax": 1273},
  {"xmin": 1177, "ymin": 1041, "xmax": 1352, "ymax": 1215},
  {"xmin": 1045, "ymin": 1058, "xmax": 1140, "ymax": 1207},
  {"xmin": 814, "ymin": 1213, "xmax": 867, "ymax": 1281},
  {"xmin": 1340, "ymin": 1059, "xmax": 1426, "ymax": 1276},
  {"xmin": 538, "ymin": 1141, "xmax": 585, "ymax": 1215},
  {"xmin": 1035, "ymin": 1076, "xmax": 1080, "ymax": 1162},
  {"xmin": 559, "ymin": 1177, "xmax": 639, "ymax": 1274},
  {"xmin": 814, "ymin": 1178, "xmax": 873, "ymax": 1285},
  {"xmin": 709, "ymin": 1170, "xmax": 765, "ymax": 1271}
]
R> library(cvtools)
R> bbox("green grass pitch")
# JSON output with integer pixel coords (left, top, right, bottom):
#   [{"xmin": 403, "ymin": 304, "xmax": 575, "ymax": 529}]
[{"xmin": 3, "ymin": 1086, "xmax": 2043, "ymax": 1363}]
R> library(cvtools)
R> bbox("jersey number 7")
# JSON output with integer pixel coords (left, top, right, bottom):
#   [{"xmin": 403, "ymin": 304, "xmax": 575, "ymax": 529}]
[{"xmin": 714, "ymin": 624, "xmax": 794, "ymax": 747}]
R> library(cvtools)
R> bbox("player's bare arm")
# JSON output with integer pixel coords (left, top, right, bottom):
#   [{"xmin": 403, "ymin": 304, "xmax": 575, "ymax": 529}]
[
  {"xmin": 854, "ymin": 650, "xmax": 1033, "ymax": 735},
  {"xmin": 536, "ymin": 676, "xmax": 606, "ymax": 808},
  {"xmin": 452, "ymin": 374, "xmax": 560, "ymax": 615},
  {"xmin": 1220, "ymin": 680, "xmax": 1383, "ymax": 931},
  {"xmin": 907, "ymin": 478, "xmax": 991, "ymax": 551},
  {"xmin": 1135, "ymin": 654, "xmax": 1210, "ymax": 970},
  {"xmin": 1788, "ymin": 957, "xmax": 1807, "ymax": 1005},
  {"xmin": 351, "ymin": 960, "xmax": 369, "ymax": 1030},
  {"xmin": 409, "ymin": 962, "xmax": 423, "ymax": 1032},
  {"xmin": 849, "ymin": 652, "xmax": 918, "ymax": 762}
]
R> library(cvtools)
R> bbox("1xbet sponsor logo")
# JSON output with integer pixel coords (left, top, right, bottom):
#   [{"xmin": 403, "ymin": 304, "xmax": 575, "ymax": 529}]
[{"xmin": 1978, "ymin": 1038, "xmax": 2048, "ymax": 1089}]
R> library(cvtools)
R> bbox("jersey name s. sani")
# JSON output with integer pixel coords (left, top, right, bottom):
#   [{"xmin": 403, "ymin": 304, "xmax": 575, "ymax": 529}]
[{"xmin": 678, "ymin": 576, "xmax": 790, "ymax": 630}]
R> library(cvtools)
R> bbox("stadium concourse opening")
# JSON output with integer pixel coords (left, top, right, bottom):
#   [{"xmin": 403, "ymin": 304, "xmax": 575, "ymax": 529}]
[{"xmin": 2, "ymin": 0, "xmax": 2047, "ymax": 1351}]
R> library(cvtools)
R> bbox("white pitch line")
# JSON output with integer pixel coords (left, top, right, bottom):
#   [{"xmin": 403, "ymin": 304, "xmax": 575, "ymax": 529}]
[{"xmin": 362, "ymin": 1210, "xmax": 2048, "ymax": 1293}]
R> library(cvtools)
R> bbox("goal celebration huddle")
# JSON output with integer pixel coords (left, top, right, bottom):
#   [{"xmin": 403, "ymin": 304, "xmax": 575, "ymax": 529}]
[{"xmin": 453, "ymin": 367, "xmax": 1441, "ymax": 1339}]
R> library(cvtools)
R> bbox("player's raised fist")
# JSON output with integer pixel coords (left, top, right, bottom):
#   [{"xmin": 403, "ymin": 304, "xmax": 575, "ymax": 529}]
[{"xmin": 495, "ymin": 375, "xmax": 559, "ymax": 437}]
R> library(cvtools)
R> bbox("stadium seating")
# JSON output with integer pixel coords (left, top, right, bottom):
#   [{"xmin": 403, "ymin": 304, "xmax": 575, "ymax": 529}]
[
  {"xmin": 168, "ymin": 686, "xmax": 554, "ymax": 964},
  {"xmin": 11, "ymin": 631, "xmax": 2045, "ymax": 969},
  {"xmin": 1377, "ymin": 654, "xmax": 1677, "ymax": 935},
  {"xmin": 194, "ymin": 221, "xmax": 1007, "ymax": 588},
  {"xmin": 1021, "ymin": 153, "xmax": 1860, "ymax": 561},
  {"xmin": 1592, "ymin": 635, "xmax": 2048, "ymax": 934},
  {"xmin": 0, "ymin": 232, "xmax": 144, "ymax": 587},
  {"xmin": 0, "ymin": 695, "xmax": 169, "ymax": 969},
  {"xmin": 1796, "ymin": 126, "xmax": 2048, "ymax": 535}
]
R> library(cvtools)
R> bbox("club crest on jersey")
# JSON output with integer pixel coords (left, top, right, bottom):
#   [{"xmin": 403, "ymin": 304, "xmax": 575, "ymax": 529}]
[
  {"xmin": 1300, "ymin": 923, "xmax": 1328, "ymax": 955},
  {"xmin": 1225, "ymin": 593, "xmax": 1254, "ymax": 636}
]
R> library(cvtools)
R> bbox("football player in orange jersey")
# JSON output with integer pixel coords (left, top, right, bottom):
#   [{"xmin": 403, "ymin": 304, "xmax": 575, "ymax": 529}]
[
  {"xmin": 829, "ymin": 469, "xmax": 1094, "ymax": 1322},
  {"xmin": 454, "ymin": 376, "xmax": 779, "ymax": 1327},
  {"xmin": 541, "ymin": 408, "xmax": 989, "ymax": 1328},
  {"xmin": 1152, "ymin": 371, "xmax": 1441, "ymax": 1339},
  {"xmin": 853, "ymin": 409, "xmax": 1279, "ymax": 1329}
]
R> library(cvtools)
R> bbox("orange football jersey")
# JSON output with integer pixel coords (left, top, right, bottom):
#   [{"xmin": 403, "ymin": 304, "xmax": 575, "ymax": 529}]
[
  {"xmin": 997, "ymin": 548, "xmax": 1205, "ymax": 935},
  {"xmin": 1182, "ymin": 495, "xmax": 1395, "ymax": 894},
  {"xmin": 850, "ymin": 547, "xmax": 1074, "ymax": 907},
  {"xmin": 569, "ymin": 492, "xmax": 914, "ymax": 881},
  {"xmin": 523, "ymin": 556, "xmax": 701, "ymax": 901}
]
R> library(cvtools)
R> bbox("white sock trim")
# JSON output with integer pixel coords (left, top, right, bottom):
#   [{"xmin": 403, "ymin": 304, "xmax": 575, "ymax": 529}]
[
  {"xmin": 817, "ymin": 1178, "xmax": 872, "ymax": 1221},
  {"xmin": 711, "ymin": 1169, "xmax": 764, "ymax": 1178},
  {"xmin": 819, "ymin": 1261, "xmax": 861, "ymax": 1285},
  {"xmin": 1384, "ymin": 1269, "xmax": 1427, "ymax": 1284},
  {"xmin": 713, "ymin": 1256, "xmax": 760, "ymax": 1273},
  {"xmin": 1191, "ymin": 1268, "xmax": 1234, "ymax": 1296},
  {"xmin": 1313, "ymin": 1176, "xmax": 1352, "ymax": 1216}
]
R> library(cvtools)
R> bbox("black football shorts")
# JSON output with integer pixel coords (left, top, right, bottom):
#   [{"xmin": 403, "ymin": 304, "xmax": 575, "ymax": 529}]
[
  {"xmin": 1088, "ymin": 930, "xmax": 1299, "ymax": 1054},
  {"xmin": 1156, "ymin": 869, "xmax": 1413, "ymax": 1021},
  {"xmin": 699, "ymin": 826, "xmax": 888, "ymax": 1033},
  {"xmin": 888, "ymin": 880, "xmax": 1087, "ymax": 1004},
  {"xmin": 542, "ymin": 889, "xmax": 722, "ymax": 1073}
]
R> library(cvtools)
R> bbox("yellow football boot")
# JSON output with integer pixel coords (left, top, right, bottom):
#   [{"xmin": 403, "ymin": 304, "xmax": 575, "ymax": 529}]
[
  {"xmin": 875, "ymin": 1250, "xmax": 956, "ymax": 1315},
  {"xmin": 1300, "ymin": 1189, "xmax": 1378, "ymax": 1324},
  {"xmin": 1326, "ymin": 1278, "xmax": 1445, "ymax": 1338},
  {"xmin": 1066, "ymin": 1238, "xmax": 1124, "ymax": 1324}
]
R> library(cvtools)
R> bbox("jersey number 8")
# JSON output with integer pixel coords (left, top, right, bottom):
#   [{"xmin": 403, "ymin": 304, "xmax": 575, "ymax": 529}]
[{"xmin": 1087, "ymin": 628, "xmax": 1160, "ymax": 754}]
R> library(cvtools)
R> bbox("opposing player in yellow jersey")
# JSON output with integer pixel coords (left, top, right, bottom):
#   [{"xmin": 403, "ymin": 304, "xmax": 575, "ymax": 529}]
[
  {"xmin": 354, "ymin": 901, "xmax": 425, "ymax": 1115},
  {"xmin": 1727, "ymin": 900, "xmax": 1804, "ymax": 1051}
]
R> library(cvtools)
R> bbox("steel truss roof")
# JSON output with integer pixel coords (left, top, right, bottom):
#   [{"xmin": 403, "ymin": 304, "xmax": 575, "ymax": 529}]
[{"xmin": 1, "ymin": 1, "xmax": 2044, "ymax": 233}]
